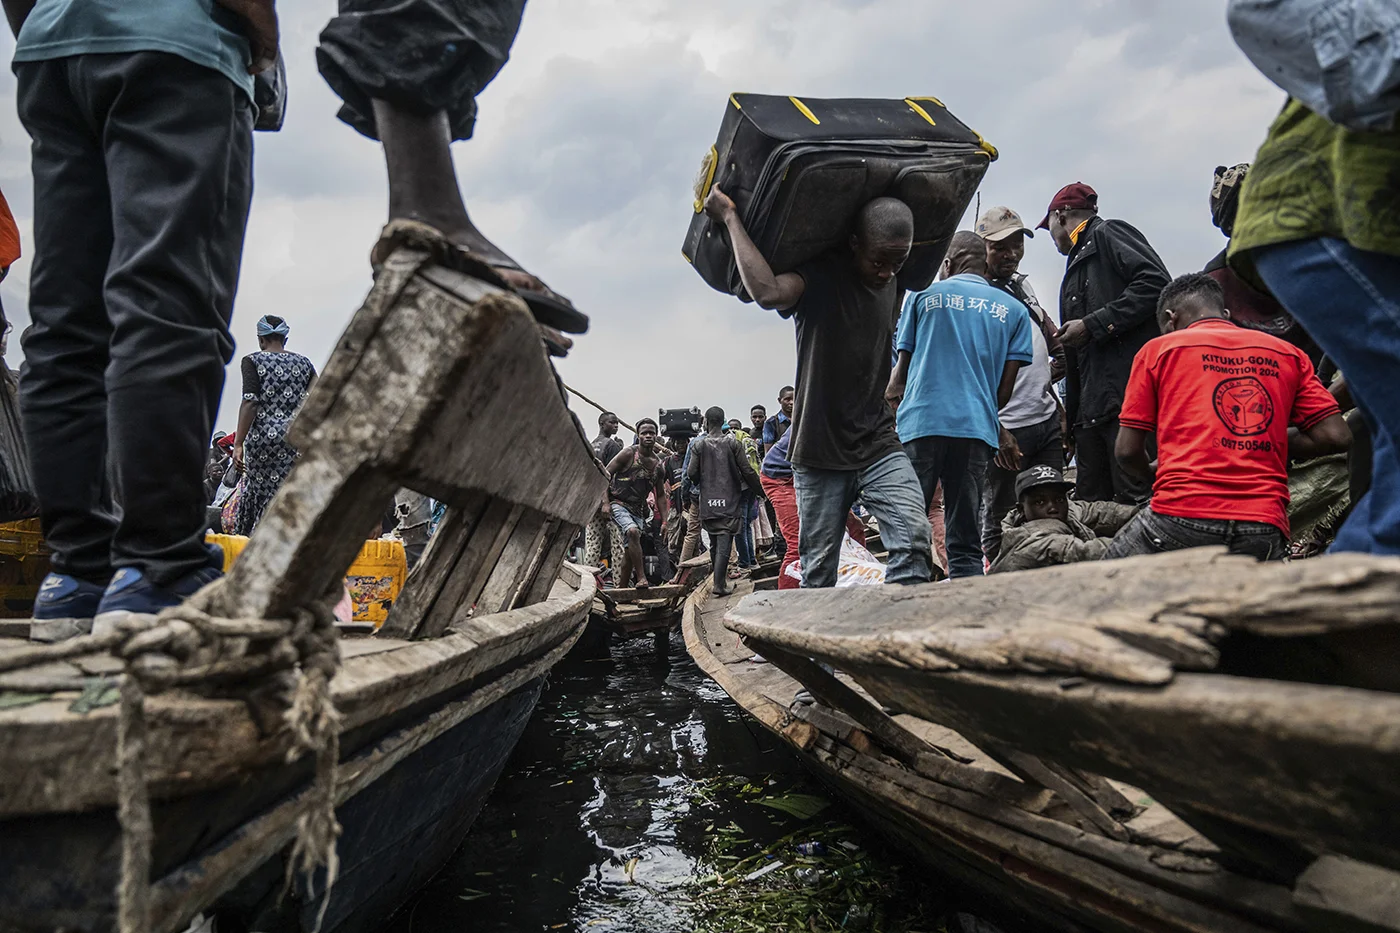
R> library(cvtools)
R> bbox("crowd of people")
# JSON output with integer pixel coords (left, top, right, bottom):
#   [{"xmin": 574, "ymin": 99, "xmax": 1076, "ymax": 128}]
[
  {"xmin": 4, "ymin": 0, "xmax": 1395, "ymax": 642},
  {"xmin": 669, "ymin": 170, "xmax": 1370, "ymax": 595}
]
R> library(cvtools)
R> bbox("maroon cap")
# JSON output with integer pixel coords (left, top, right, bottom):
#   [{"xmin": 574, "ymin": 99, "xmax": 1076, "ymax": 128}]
[{"xmin": 1036, "ymin": 182, "xmax": 1098, "ymax": 229}]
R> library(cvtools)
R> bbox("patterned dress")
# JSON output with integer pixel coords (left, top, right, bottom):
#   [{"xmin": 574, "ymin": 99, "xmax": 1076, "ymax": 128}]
[{"xmin": 234, "ymin": 350, "xmax": 316, "ymax": 535}]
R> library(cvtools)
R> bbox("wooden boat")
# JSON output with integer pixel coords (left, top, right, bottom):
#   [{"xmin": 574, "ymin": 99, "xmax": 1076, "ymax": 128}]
[
  {"xmin": 0, "ymin": 239, "xmax": 606, "ymax": 933},
  {"xmin": 584, "ymin": 554, "xmax": 710, "ymax": 644},
  {"xmin": 687, "ymin": 549, "xmax": 1400, "ymax": 933}
]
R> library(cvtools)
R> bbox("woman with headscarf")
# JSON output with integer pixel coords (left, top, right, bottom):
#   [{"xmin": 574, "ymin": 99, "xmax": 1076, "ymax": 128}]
[{"xmin": 232, "ymin": 315, "xmax": 316, "ymax": 535}]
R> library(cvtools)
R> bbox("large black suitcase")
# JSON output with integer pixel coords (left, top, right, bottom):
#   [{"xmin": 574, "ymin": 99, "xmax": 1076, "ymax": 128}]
[{"xmin": 682, "ymin": 94, "xmax": 996, "ymax": 300}]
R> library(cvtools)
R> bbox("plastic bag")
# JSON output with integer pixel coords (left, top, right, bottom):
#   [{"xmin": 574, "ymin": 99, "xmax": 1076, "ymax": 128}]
[{"xmin": 783, "ymin": 534, "xmax": 886, "ymax": 587}]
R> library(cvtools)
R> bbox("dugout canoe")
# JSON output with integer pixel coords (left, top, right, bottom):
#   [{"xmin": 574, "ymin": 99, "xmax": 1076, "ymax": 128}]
[
  {"xmin": 699, "ymin": 549, "xmax": 1400, "ymax": 933},
  {"xmin": 0, "ymin": 233, "xmax": 607, "ymax": 933}
]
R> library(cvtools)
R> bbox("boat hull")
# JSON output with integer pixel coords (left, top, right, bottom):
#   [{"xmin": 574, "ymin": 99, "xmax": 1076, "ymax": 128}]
[
  {"xmin": 683, "ymin": 587, "xmax": 1309, "ymax": 933},
  {"xmin": 0, "ymin": 677, "xmax": 544, "ymax": 933},
  {"xmin": 226, "ymin": 677, "xmax": 545, "ymax": 933}
]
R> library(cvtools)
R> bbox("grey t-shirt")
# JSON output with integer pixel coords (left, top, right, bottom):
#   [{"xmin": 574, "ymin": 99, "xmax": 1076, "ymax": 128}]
[
  {"xmin": 782, "ymin": 252, "xmax": 904, "ymax": 471},
  {"xmin": 994, "ymin": 275, "xmax": 1059, "ymax": 430}
]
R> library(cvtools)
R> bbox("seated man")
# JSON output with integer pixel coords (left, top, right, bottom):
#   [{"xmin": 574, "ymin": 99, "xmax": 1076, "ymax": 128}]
[
  {"xmin": 1106, "ymin": 273, "xmax": 1349, "ymax": 561},
  {"xmin": 687, "ymin": 407, "xmax": 763, "ymax": 596},
  {"xmin": 990, "ymin": 466, "xmax": 1137, "ymax": 573},
  {"xmin": 604, "ymin": 418, "xmax": 668, "ymax": 589}
]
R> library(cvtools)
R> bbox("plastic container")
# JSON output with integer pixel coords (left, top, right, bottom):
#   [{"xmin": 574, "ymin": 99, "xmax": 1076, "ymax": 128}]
[
  {"xmin": 205, "ymin": 533, "xmax": 407, "ymax": 627},
  {"xmin": 345, "ymin": 538, "xmax": 408, "ymax": 628},
  {"xmin": 0, "ymin": 518, "xmax": 48, "ymax": 559},
  {"xmin": 795, "ymin": 841, "xmax": 828, "ymax": 857}
]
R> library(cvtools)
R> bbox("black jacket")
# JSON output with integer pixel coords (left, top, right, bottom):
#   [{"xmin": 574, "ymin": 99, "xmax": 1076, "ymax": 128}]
[{"xmin": 1058, "ymin": 216, "xmax": 1170, "ymax": 429}]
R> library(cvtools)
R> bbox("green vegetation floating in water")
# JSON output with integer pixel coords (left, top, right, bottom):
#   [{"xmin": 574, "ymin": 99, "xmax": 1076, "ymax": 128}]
[{"xmin": 686, "ymin": 776, "xmax": 946, "ymax": 933}]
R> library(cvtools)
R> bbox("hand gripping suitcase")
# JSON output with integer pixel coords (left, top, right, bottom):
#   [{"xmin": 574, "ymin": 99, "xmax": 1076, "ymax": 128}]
[{"xmin": 682, "ymin": 94, "xmax": 997, "ymax": 300}]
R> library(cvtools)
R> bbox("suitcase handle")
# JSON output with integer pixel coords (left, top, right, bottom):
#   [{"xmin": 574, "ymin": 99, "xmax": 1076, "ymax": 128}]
[{"xmin": 692, "ymin": 145, "xmax": 719, "ymax": 213}]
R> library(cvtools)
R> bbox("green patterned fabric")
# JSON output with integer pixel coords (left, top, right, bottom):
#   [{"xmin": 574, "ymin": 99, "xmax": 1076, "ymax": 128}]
[{"xmin": 1230, "ymin": 99, "xmax": 1400, "ymax": 270}]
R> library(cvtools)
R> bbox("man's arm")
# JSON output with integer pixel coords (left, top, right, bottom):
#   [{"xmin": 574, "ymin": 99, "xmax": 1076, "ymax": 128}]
[
  {"xmin": 1042, "ymin": 314, "xmax": 1068, "ymax": 382},
  {"xmin": 1289, "ymin": 412, "xmax": 1350, "ymax": 462},
  {"xmin": 1079, "ymin": 220, "xmax": 1171, "ymax": 343},
  {"xmin": 233, "ymin": 399, "xmax": 258, "ymax": 473},
  {"xmin": 215, "ymin": 0, "xmax": 280, "ymax": 73},
  {"xmin": 703, "ymin": 185, "xmax": 805, "ymax": 312},
  {"xmin": 604, "ymin": 447, "xmax": 634, "ymax": 481},
  {"xmin": 652, "ymin": 467, "xmax": 669, "ymax": 526},
  {"xmin": 2, "ymin": 0, "xmax": 34, "ymax": 37},
  {"xmin": 1114, "ymin": 426, "xmax": 1155, "ymax": 484},
  {"xmin": 733, "ymin": 441, "xmax": 764, "ymax": 497},
  {"xmin": 885, "ymin": 350, "xmax": 912, "ymax": 411},
  {"xmin": 996, "ymin": 360, "xmax": 1024, "ymax": 410}
]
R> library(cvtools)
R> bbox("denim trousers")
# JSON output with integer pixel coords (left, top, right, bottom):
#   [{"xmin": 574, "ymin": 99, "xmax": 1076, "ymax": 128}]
[
  {"xmin": 1256, "ymin": 237, "xmax": 1400, "ymax": 555},
  {"xmin": 903, "ymin": 436, "xmax": 986, "ymax": 578},
  {"xmin": 1104, "ymin": 508, "xmax": 1286, "ymax": 561},
  {"xmin": 737, "ymin": 491, "xmax": 756, "ymax": 568},
  {"xmin": 793, "ymin": 451, "xmax": 932, "ymax": 587}
]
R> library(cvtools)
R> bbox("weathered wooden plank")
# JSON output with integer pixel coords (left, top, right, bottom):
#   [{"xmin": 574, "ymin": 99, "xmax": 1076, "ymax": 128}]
[
  {"xmin": 378, "ymin": 500, "xmax": 484, "ymax": 639},
  {"xmin": 818, "ymin": 739, "xmax": 1304, "ymax": 931},
  {"xmin": 749, "ymin": 641, "xmax": 936, "ymax": 766},
  {"xmin": 215, "ymin": 252, "xmax": 604, "ymax": 621},
  {"xmin": 415, "ymin": 501, "xmax": 523, "ymax": 640},
  {"xmin": 0, "ymin": 573, "xmax": 594, "ymax": 817},
  {"xmin": 1294, "ymin": 856, "xmax": 1400, "ymax": 933},
  {"xmin": 604, "ymin": 584, "xmax": 688, "ymax": 603},
  {"xmin": 724, "ymin": 550, "xmax": 1400, "ymax": 687},
  {"xmin": 975, "ymin": 741, "xmax": 1130, "ymax": 842},
  {"xmin": 520, "ymin": 526, "xmax": 577, "ymax": 608},
  {"xmin": 835, "ymin": 663, "xmax": 1400, "ymax": 874},
  {"xmin": 477, "ymin": 509, "xmax": 551, "ymax": 615}
]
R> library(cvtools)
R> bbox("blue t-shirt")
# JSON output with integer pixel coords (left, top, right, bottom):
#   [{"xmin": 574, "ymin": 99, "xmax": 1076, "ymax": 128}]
[
  {"xmin": 895, "ymin": 273, "xmax": 1034, "ymax": 447},
  {"xmin": 14, "ymin": 0, "xmax": 254, "ymax": 99},
  {"xmin": 761, "ymin": 431, "xmax": 793, "ymax": 480}
]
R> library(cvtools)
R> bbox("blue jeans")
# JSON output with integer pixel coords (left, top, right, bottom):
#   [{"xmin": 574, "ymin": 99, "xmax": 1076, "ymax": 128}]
[
  {"xmin": 793, "ymin": 451, "xmax": 933, "ymax": 587},
  {"xmin": 1103, "ymin": 508, "xmax": 1286, "ymax": 562},
  {"xmin": 1255, "ymin": 238, "xmax": 1400, "ymax": 555},
  {"xmin": 737, "ymin": 491, "xmax": 756, "ymax": 568},
  {"xmin": 904, "ymin": 436, "xmax": 987, "ymax": 578}
]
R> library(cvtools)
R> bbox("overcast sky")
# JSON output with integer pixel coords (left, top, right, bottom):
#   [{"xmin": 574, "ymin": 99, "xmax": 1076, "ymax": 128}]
[{"xmin": 0, "ymin": 0, "xmax": 1285, "ymax": 437}]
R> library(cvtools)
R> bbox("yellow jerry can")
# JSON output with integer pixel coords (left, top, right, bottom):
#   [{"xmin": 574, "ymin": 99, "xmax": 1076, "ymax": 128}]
[{"xmin": 206, "ymin": 533, "xmax": 408, "ymax": 628}]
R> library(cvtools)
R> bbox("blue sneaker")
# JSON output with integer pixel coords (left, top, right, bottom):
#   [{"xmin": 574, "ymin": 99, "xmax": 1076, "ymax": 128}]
[
  {"xmin": 92, "ymin": 546, "xmax": 224, "ymax": 636},
  {"xmin": 29, "ymin": 573, "xmax": 108, "ymax": 643}
]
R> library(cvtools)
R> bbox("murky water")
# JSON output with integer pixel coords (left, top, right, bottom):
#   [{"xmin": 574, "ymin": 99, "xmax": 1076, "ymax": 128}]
[{"xmin": 379, "ymin": 629, "xmax": 967, "ymax": 933}]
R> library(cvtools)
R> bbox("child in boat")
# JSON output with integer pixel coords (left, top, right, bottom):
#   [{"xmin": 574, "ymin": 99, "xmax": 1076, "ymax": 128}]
[{"xmin": 990, "ymin": 466, "xmax": 1137, "ymax": 574}]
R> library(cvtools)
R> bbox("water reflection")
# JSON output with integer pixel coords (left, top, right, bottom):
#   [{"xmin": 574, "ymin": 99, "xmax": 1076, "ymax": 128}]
[{"xmin": 380, "ymin": 631, "xmax": 949, "ymax": 933}]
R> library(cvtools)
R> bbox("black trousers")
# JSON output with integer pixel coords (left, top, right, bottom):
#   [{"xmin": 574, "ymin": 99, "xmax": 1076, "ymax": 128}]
[
  {"xmin": 1073, "ymin": 417, "xmax": 1152, "ymax": 505},
  {"xmin": 16, "ymin": 53, "xmax": 253, "ymax": 585},
  {"xmin": 318, "ymin": 0, "xmax": 528, "ymax": 141},
  {"xmin": 981, "ymin": 413, "xmax": 1064, "ymax": 561},
  {"xmin": 904, "ymin": 435, "xmax": 987, "ymax": 579}
]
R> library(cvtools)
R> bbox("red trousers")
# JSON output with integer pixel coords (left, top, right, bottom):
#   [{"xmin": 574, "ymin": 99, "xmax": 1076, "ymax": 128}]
[{"xmin": 761, "ymin": 473, "xmax": 867, "ymax": 590}]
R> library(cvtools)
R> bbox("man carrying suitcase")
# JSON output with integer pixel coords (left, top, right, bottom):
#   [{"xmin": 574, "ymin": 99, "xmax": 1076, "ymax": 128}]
[{"xmin": 703, "ymin": 185, "xmax": 933, "ymax": 588}]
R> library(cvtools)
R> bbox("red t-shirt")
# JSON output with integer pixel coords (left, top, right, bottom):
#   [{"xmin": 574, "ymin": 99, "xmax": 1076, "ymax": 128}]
[{"xmin": 1118, "ymin": 319, "xmax": 1339, "ymax": 535}]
